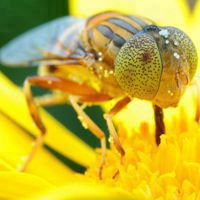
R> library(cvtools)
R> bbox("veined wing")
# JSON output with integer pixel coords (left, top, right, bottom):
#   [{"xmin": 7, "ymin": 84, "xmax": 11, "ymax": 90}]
[{"xmin": 0, "ymin": 16, "xmax": 86, "ymax": 67}]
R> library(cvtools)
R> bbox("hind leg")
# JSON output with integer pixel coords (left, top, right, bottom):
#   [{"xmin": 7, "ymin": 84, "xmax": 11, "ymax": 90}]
[{"xmin": 18, "ymin": 92, "xmax": 68, "ymax": 171}]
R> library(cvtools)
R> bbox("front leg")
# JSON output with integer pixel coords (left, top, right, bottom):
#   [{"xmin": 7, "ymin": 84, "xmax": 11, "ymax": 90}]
[
  {"xmin": 153, "ymin": 105, "xmax": 165, "ymax": 145},
  {"xmin": 105, "ymin": 97, "xmax": 131, "ymax": 160}
]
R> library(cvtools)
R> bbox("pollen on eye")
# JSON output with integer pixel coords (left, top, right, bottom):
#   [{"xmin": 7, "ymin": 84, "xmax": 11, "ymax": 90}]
[
  {"xmin": 165, "ymin": 40, "xmax": 169, "ymax": 44},
  {"xmin": 159, "ymin": 29, "xmax": 170, "ymax": 38},
  {"xmin": 174, "ymin": 52, "xmax": 180, "ymax": 59},
  {"xmin": 174, "ymin": 40, "xmax": 179, "ymax": 46}
]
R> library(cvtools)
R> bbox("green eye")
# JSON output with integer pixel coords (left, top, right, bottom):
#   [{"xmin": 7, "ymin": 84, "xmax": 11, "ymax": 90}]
[
  {"xmin": 115, "ymin": 33, "xmax": 162, "ymax": 100},
  {"xmin": 152, "ymin": 26, "xmax": 198, "ymax": 108},
  {"xmin": 115, "ymin": 26, "xmax": 198, "ymax": 108}
]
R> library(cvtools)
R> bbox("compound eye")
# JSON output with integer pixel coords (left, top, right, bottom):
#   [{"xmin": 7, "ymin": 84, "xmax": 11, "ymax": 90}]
[{"xmin": 115, "ymin": 33, "xmax": 162, "ymax": 100}]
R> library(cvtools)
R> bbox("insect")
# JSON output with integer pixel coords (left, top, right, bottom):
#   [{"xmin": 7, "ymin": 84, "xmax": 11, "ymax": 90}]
[{"xmin": 0, "ymin": 11, "xmax": 198, "ymax": 179}]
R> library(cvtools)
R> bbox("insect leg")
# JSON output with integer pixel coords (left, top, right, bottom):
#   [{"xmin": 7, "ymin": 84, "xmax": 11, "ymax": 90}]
[
  {"xmin": 19, "ymin": 93, "xmax": 68, "ymax": 171},
  {"xmin": 153, "ymin": 105, "xmax": 165, "ymax": 145},
  {"xmin": 69, "ymin": 96, "xmax": 108, "ymax": 179},
  {"xmin": 104, "ymin": 97, "xmax": 131, "ymax": 161},
  {"xmin": 34, "ymin": 93, "xmax": 68, "ymax": 107},
  {"xmin": 22, "ymin": 75, "xmax": 110, "ymax": 176}
]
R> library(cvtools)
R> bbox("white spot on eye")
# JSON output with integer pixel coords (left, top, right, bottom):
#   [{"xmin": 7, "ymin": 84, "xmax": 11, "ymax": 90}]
[
  {"xmin": 174, "ymin": 40, "xmax": 179, "ymax": 46},
  {"xmin": 159, "ymin": 29, "xmax": 170, "ymax": 38},
  {"xmin": 165, "ymin": 40, "xmax": 169, "ymax": 44},
  {"xmin": 174, "ymin": 52, "xmax": 180, "ymax": 59}
]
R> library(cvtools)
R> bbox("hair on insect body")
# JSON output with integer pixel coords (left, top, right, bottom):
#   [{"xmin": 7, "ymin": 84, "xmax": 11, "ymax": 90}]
[{"xmin": 0, "ymin": 11, "xmax": 198, "ymax": 179}]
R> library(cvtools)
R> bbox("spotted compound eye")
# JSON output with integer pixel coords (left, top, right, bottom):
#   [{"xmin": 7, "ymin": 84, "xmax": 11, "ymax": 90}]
[
  {"xmin": 115, "ymin": 33, "xmax": 162, "ymax": 100},
  {"xmin": 115, "ymin": 27, "xmax": 198, "ymax": 108},
  {"xmin": 152, "ymin": 26, "xmax": 198, "ymax": 108}
]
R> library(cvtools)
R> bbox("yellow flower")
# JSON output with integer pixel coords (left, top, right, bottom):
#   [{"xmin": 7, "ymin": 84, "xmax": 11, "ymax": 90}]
[{"xmin": 1, "ymin": 0, "xmax": 200, "ymax": 199}]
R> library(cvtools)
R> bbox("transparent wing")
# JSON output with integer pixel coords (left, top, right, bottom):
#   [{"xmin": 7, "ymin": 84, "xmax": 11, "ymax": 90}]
[{"xmin": 0, "ymin": 16, "xmax": 86, "ymax": 67}]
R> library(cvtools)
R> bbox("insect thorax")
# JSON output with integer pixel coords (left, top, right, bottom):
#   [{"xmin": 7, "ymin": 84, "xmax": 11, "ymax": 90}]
[
  {"xmin": 81, "ymin": 12, "xmax": 154, "ymax": 67},
  {"xmin": 78, "ymin": 12, "xmax": 156, "ymax": 98}
]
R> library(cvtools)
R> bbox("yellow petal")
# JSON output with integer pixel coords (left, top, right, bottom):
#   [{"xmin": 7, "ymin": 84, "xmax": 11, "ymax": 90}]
[
  {"xmin": 0, "ymin": 72, "xmax": 95, "ymax": 167},
  {"xmin": 0, "ymin": 159, "xmax": 14, "ymax": 171},
  {"xmin": 190, "ymin": 0, "xmax": 200, "ymax": 70},
  {"xmin": 70, "ymin": 0, "xmax": 189, "ymax": 27},
  {"xmin": 0, "ymin": 171, "xmax": 54, "ymax": 199},
  {"xmin": 35, "ymin": 181, "xmax": 134, "ymax": 200},
  {"xmin": 131, "ymin": 181, "xmax": 152, "ymax": 200},
  {"xmin": 0, "ymin": 111, "xmax": 76, "ymax": 185}
]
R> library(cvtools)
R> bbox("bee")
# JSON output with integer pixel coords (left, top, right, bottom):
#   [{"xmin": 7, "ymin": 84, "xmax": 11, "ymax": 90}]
[{"xmin": 0, "ymin": 11, "xmax": 198, "ymax": 178}]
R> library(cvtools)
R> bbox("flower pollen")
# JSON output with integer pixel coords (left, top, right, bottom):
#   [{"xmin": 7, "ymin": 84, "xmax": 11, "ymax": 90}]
[{"xmin": 86, "ymin": 108, "xmax": 200, "ymax": 199}]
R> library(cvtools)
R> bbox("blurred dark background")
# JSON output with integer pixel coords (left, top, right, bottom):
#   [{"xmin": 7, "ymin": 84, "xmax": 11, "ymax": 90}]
[{"xmin": 0, "ymin": 0, "xmax": 109, "ymax": 172}]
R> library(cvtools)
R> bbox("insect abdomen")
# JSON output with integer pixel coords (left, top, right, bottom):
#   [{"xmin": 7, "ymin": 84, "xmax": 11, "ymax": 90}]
[{"xmin": 82, "ymin": 12, "xmax": 154, "ymax": 66}]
